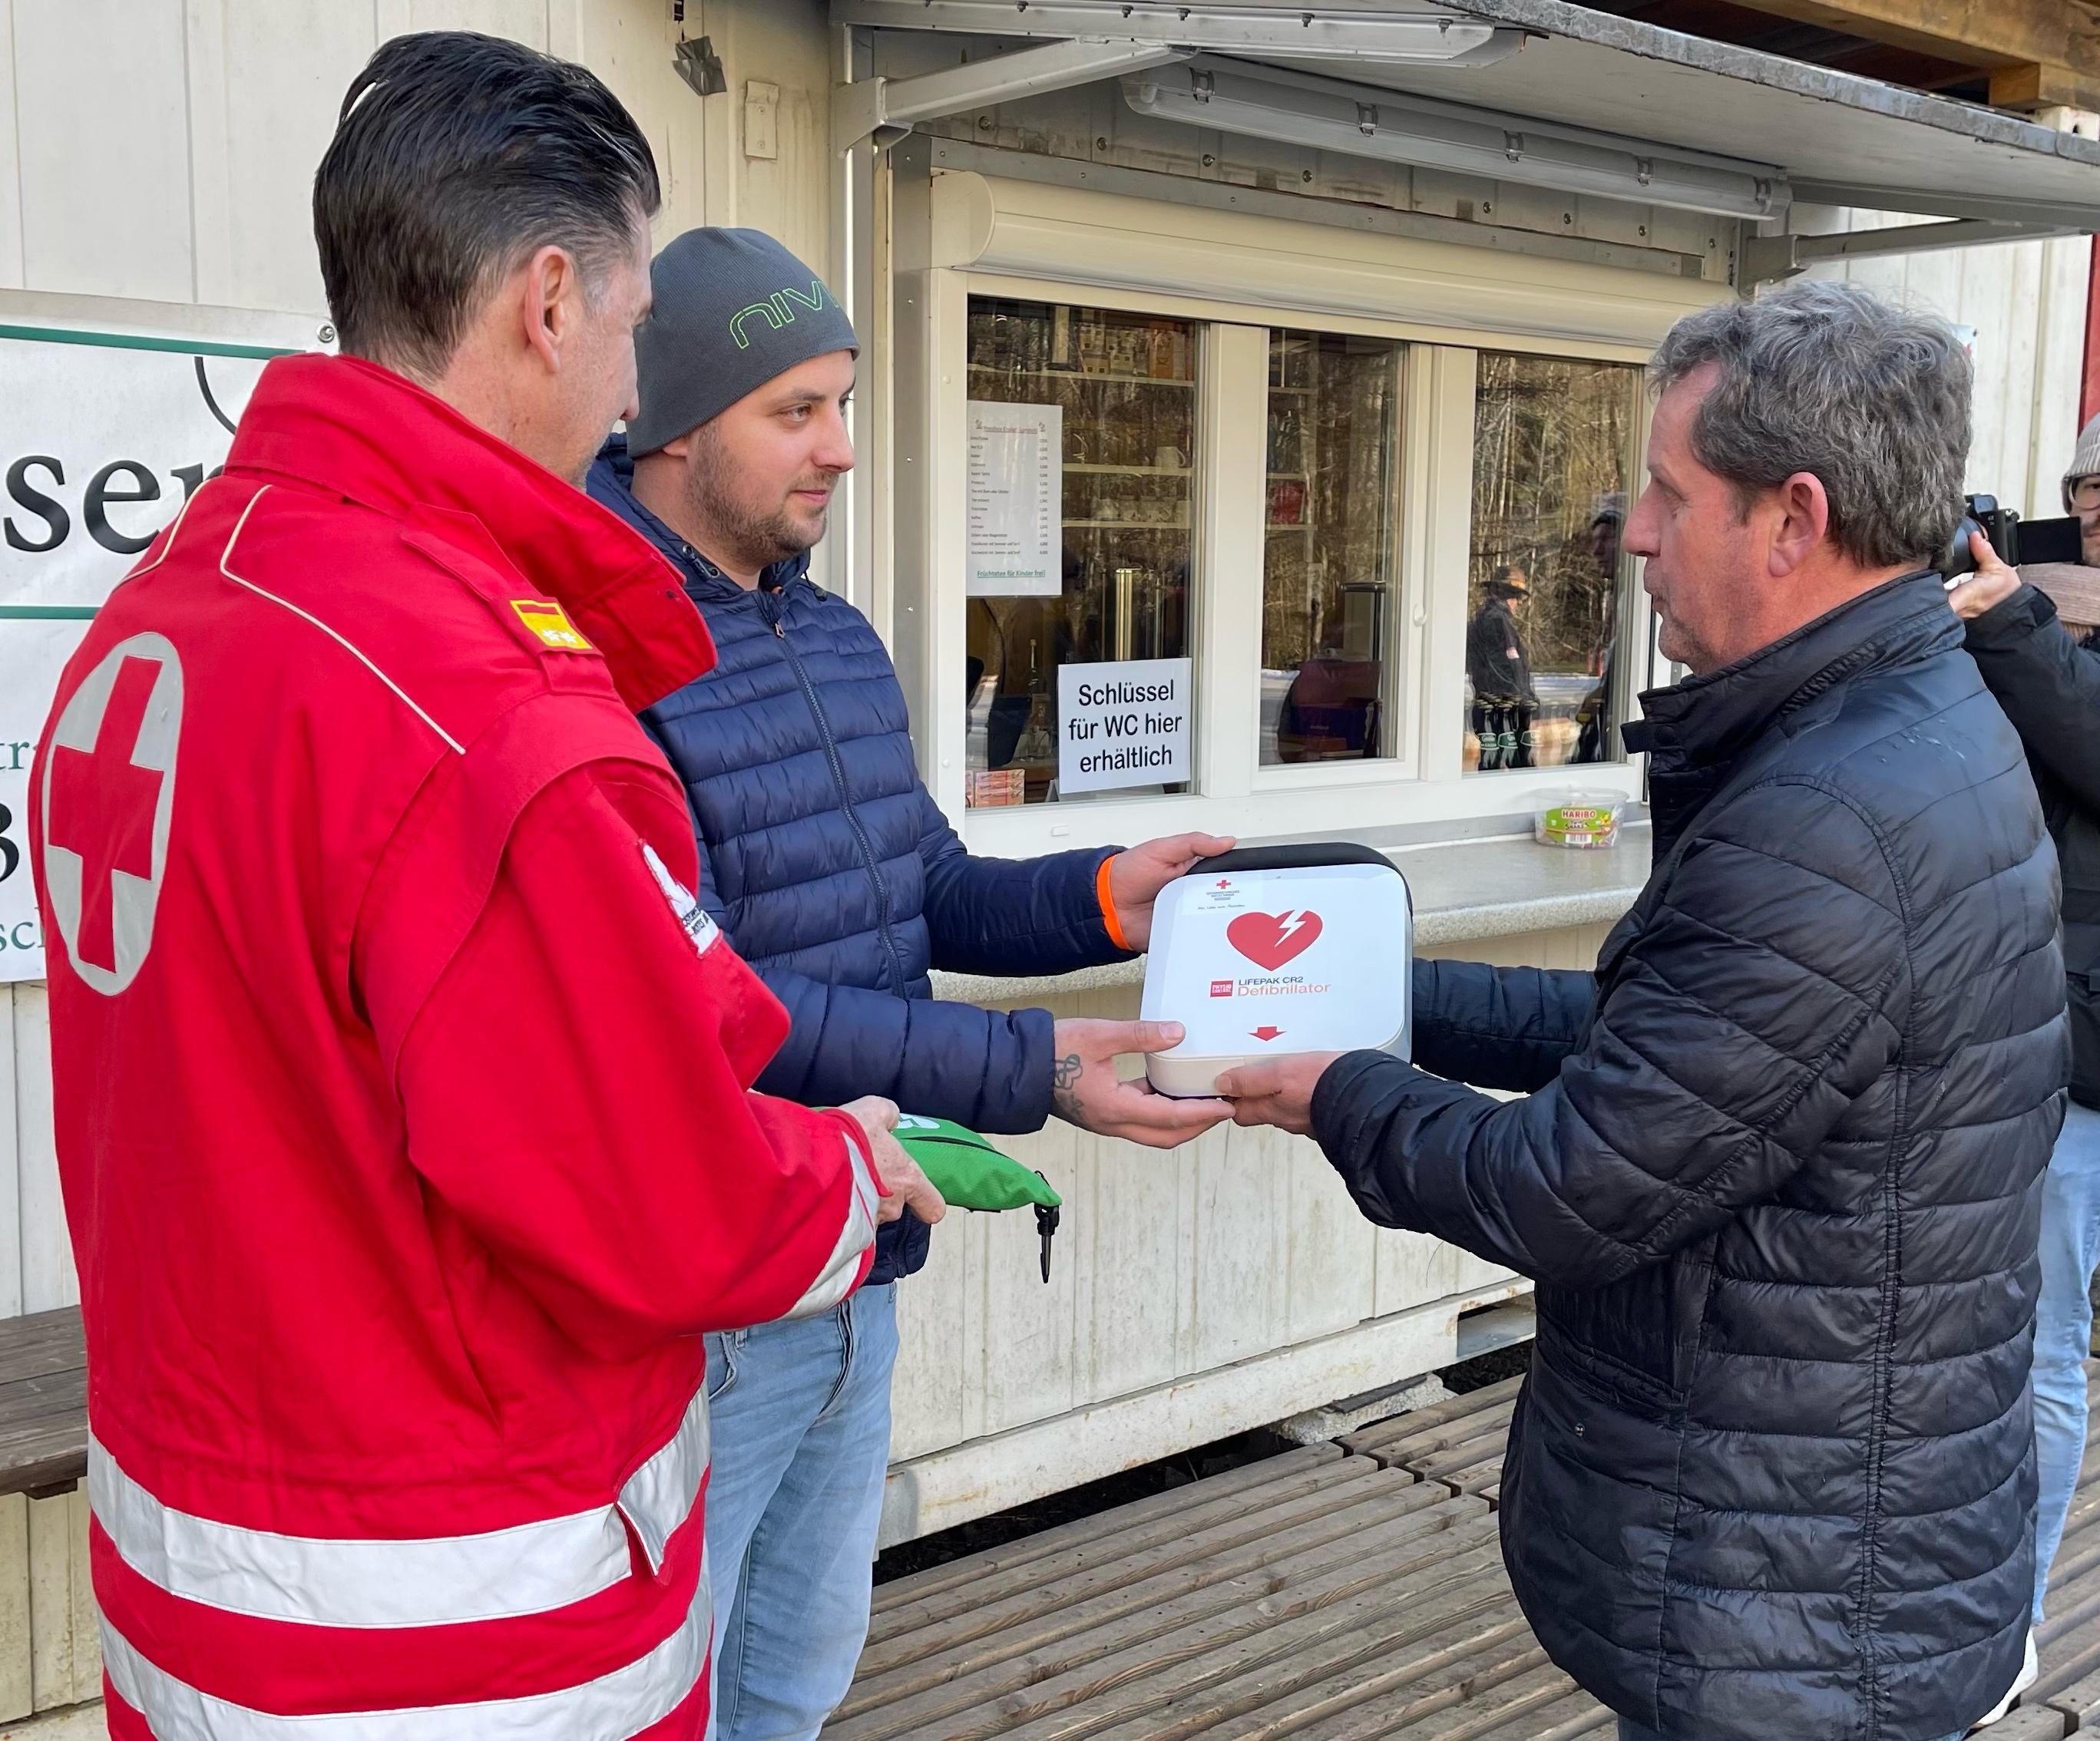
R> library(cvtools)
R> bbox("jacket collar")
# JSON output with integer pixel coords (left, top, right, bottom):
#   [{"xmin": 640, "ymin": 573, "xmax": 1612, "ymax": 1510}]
[
  {"xmin": 226, "ymin": 354, "xmax": 714, "ymax": 711},
  {"xmin": 587, "ymin": 435, "xmax": 813, "ymax": 609},
  {"xmin": 1625, "ymin": 572, "xmax": 1961, "ymax": 845},
  {"xmin": 1628, "ymin": 571, "xmax": 1958, "ymax": 771}
]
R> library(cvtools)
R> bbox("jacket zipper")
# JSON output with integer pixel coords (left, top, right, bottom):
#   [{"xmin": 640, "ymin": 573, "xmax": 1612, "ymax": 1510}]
[{"xmin": 757, "ymin": 586, "xmax": 912, "ymax": 993}]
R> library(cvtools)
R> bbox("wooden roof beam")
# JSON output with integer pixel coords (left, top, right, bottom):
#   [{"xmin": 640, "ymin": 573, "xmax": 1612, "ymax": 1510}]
[{"xmin": 1721, "ymin": 0, "xmax": 2100, "ymax": 110}]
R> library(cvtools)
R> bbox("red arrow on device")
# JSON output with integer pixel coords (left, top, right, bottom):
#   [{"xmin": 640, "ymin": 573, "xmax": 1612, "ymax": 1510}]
[{"xmin": 1251, "ymin": 1026, "xmax": 1285, "ymax": 1042}]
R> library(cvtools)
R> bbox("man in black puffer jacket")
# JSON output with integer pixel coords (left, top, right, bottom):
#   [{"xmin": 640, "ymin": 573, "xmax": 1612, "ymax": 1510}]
[{"xmin": 1223, "ymin": 280, "xmax": 2066, "ymax": 1741}]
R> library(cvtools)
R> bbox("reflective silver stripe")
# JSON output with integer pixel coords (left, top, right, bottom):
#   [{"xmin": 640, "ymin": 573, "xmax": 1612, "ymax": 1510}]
[
  {"xmin": 91, "ymin": 1389, "xmax": 713, "ymax": 1627},
  {"xmin": 616, "ymin": 1383, "xmax": 711, "ymax": 1574},
  {"xmin": 101, "ymin": 1548, "xmax": 712, "ymax": 1741},
  {"xmin": 782, "ymin": 1130, "xmax": 881, "ymax": 1322}
]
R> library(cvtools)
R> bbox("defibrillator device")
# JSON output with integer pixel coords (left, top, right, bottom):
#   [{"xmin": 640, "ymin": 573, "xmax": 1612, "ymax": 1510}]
[{"xmin": 1140, "ymin": 844, "xmax": 1413, "ymax": 1098}]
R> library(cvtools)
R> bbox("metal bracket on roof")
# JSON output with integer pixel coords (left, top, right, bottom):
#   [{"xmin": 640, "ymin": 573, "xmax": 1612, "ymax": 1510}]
[
  {"xmin": 835, "ymin": 37, "xmax": 1193, "ymax": 153},
  {"xmin": 1743, "ymin": 216, "xmax": 2084, "ymax": 287},
  {"xmin": 832, "ymin": 1, "xmax": 1526, "ymax": 68},
  {"xmin": 672, "ymin": 35, "xmax": 726, "ymax": 100}
]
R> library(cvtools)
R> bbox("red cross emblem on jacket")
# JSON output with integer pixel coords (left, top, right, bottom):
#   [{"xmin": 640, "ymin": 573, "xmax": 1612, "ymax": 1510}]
[{"xmin": 41, "ymin": 636, "xmax": 181, "ymax": 993}]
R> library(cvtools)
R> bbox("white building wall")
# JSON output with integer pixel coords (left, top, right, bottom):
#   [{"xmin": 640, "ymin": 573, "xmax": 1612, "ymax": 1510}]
[{"xmin": 1801, "ymin": 183, "xmax": 2093, "ymax": 517}]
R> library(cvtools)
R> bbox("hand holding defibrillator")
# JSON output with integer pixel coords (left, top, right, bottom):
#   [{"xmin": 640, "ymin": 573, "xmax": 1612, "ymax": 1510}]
[{"xmin": 1138, "ymin": 846, "xmax": 1413, "ymax": 1120}]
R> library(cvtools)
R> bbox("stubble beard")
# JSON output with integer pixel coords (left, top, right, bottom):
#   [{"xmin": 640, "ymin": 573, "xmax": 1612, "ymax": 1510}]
[{"xmin": 683, "ymin": 451, "xmax": 828, "ymax": 574}]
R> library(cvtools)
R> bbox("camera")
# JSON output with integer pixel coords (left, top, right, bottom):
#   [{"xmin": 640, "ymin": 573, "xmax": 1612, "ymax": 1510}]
[
  {"xmin": 1941, "ymin": 494, "xmax": 2020, "ymax": 580},
  {"xmin": 1941, "ymin": 496, "xmax": 2082, "ymax": 579}
]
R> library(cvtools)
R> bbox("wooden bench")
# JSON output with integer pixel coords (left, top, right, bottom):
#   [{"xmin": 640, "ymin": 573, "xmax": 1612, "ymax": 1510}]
[{"xmin": 0, "ymin": 1307, "xmax": 86, "ymax": 1500}]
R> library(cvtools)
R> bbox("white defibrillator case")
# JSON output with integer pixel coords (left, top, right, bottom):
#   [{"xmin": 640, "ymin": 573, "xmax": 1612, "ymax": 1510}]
[{"xmin": 1141, "ymin": 844, "xmax": 1414, "ymax": 1098}]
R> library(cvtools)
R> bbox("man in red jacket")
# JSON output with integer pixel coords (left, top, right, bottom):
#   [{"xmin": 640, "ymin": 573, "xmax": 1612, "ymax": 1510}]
[{"xmin": 28, "ymin": 31, "xmax": 938, "ymax": 1741}]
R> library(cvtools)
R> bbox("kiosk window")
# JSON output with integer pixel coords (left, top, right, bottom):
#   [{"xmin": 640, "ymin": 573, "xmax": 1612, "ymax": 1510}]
[
  {"xmin": 1260, "ymin": 332, "xmax": 1404, "ymax": 767},
  {"xmin": 964, "ymin": 298, "xmax": 1199, "ymax": 807},
  {"xmin": 1463, "ymin": 352, "xmax": 1639, "ymax": 775}
]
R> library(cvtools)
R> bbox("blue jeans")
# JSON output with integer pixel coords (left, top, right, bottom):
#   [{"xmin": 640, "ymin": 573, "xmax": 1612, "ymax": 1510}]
[
  {"xmin": 702, "ymin": 1283, "xmax": 898, "ymax": 1741},
  {"xmin": 2034, "ymin": 1099, "xmax": 2100, "ymax": 1624}
]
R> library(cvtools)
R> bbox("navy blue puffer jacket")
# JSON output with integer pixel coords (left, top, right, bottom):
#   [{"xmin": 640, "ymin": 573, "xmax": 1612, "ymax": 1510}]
[
  {"xmin": 1313, "ymin": 576, "xmax": 2065, "ymax": 1739},
  {"xmin": 587, "ymin": 441, "xmax": 1126, "ymax": 1282}
]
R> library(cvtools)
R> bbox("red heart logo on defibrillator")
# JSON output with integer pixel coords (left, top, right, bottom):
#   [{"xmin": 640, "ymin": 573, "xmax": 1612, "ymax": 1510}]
[{"xmin": 1226, "ymin": 910, "xmax": 1324, "ymax": 971}]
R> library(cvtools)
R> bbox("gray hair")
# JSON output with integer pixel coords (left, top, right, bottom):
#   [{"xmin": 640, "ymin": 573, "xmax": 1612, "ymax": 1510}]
[{"xmin": 1649, "ymin": 280, "xmax": 1971, "ymax": 569}]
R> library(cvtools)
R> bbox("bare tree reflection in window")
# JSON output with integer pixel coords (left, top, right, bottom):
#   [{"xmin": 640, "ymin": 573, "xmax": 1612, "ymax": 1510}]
[{"xmin": 1466, "ymin": 353, "xmax": 1639, "ymax": 773}]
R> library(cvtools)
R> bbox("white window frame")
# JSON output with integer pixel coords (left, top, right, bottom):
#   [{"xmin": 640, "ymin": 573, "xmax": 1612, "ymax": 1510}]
[{"xmin": 889, "ymin": 167, "xmax": 1721, "ymax": 857}]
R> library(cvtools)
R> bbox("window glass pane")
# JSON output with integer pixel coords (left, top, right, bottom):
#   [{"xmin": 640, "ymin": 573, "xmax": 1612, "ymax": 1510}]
[
  {"xmin": 1464, "ymin": 352, "xmax": 1639, "ymax": 775},
  {"xmin": 1261, "ymin": 332, "xmax": 1404, "ymax": 766},
  {"xmin": 963, "ymin": 298, "xmax": 1198, "ymax": 807}
]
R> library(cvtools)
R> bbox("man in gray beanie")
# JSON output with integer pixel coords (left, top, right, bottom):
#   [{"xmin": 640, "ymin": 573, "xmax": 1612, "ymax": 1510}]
[{"xmin": 588, "ymin": 229, "xmax": 1229, "ymax": 1741}]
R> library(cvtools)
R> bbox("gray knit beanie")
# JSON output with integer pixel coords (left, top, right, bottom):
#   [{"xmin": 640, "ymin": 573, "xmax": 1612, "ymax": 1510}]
[
  {"xmin": 628, "ymin": 228, "xmax": 858, "ymax": 458},
  {"xmin": 2065, "ymin": 413, "xmax": 2100, "ymax": 511}
]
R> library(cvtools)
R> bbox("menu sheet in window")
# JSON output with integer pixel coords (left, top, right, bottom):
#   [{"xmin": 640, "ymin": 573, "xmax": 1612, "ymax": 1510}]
[{"xmin": 966, "ymin": 400, "xmax": 1062, "ymax": 598}]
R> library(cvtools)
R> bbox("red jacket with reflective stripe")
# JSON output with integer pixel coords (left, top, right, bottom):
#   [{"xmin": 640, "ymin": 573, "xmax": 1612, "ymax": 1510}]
[{"xmin": 29, "ymin": 355, "xmax": 880, "ymax": 1741}]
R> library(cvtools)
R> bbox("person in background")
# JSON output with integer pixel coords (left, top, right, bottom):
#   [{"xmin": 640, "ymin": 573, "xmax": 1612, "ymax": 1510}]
[
  {"xmin": 1466, "ymin": 564, "xmax": 1538, "ymax": 705},
  {"xmin": 587, "ymin": 227, "xmax": 1231, "ymax": 1741},
  {"xmin": 29, "ymin": 36, "xmax": 938, "ymax": 1741},
  {"xmin": 1467, "ymin": 565, "xmax": 1537, "ymax": 770},
  {"xmin": 1220, "ymin": 280, "xmax": 2064, "ymax": 1741},
  {"xmin": 1946, "ymin": 422, "xmax": 2100, "ymax": 1723},
  {"xmin": 1579, "ymin": 493, "xmax": 1627, "ymax": 763}
]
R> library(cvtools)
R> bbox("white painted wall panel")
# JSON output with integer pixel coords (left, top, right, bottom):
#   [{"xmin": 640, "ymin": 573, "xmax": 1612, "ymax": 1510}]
[
  {"xmin": 0, "ymin": 0, "xmax": 834, "ymax": 321},
  {"xmin": 12, "ymin": 1, "xmax": 192, "ymax": 302},
  {"xmin": 0, "ymin": 2, "xmax": 23, "ymax": 291},
  {"xmin": 1805, "ymin": 206, "xmax": 2089, "ymax": 517},
  {"xmin": 8, "ymin": 991, "xmax": 62, "ymax": 1320},
  {"xmin": 0, "ymin": 990, "xmax": 20, "ymax": 1325},
  {"xmin": 208, "ymin": 2, "xmax": 384, "ymax": 315},
  {"xmin": 399, "ymin": 0, "xmax": 549, "ymax": 45}
]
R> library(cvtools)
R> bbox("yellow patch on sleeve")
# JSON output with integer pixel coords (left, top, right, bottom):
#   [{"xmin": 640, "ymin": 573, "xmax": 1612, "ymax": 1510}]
[{"xmin": 511, "ymin": 599, "xmax": 594, "ymax": 652}]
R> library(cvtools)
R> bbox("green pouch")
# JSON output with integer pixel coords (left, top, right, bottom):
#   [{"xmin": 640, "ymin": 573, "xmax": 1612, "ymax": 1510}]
[
  {"xmin": 890, "ymin": 1115, "xmax": 1062, "ymax": 1281},
  {"xmin": 891, "ymin": 1115, "xmax": 1060, "ymax": 1211}
]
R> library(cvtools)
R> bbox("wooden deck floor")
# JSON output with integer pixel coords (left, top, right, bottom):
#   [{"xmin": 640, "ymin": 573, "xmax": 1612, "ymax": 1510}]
[{"xmin": 845, "ymin": 1364, "xmax": 2100, "ymax": 1739}]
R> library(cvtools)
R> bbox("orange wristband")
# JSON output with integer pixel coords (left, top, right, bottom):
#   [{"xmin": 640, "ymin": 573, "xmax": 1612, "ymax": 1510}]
[{"xmin": 1097, "ymin": 853, "xmax": 1133, "ymax": 952}]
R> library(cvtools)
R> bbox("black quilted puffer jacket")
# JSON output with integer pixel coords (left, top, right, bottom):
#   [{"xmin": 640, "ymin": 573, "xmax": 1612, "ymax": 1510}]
[{"xmin": 1313, "ymin": 574, "xmax": 2066, "ymax": 1741}]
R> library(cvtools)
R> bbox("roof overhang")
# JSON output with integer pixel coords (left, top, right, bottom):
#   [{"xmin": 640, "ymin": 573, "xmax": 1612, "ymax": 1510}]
[{"xmin": 835, "ymin": 0, "xmax": 2100, "ymax": 276}]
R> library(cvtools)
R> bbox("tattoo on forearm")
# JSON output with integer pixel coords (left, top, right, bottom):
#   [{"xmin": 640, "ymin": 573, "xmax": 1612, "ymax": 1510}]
[{"xmin": 1052, "ymin": 1052, "xmax": 1083, "ymax": 1123}]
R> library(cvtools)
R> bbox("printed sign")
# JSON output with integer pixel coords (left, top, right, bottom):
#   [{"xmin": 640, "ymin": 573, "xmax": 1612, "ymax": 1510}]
[
  {"xmin": 966, "ymin": 400, "xmax": 1061, "ymax": 597},
  {"xmin": 1142, "ymin": 863, "xmax": 1411, "ymax": 1086},
  {"xmin": 1057, "ymin": 658, "xmax": 1191, "ymax": 795},
  {"xmin": 0, "ymin": 315, "xmax": 307, "ymax": 982}
]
